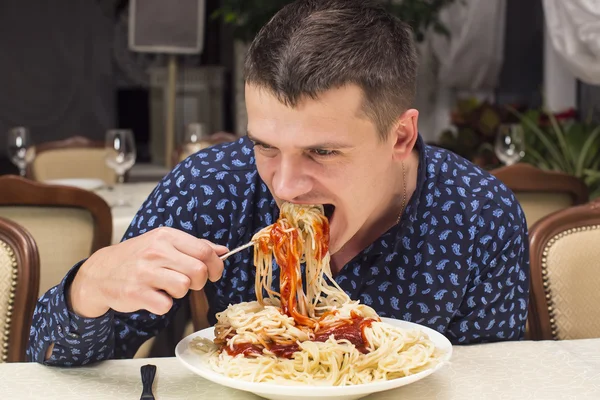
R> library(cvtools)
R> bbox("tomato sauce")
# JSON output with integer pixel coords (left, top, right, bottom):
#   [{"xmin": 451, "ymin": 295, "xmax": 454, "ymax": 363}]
[
  {"xmin": 314, "ymin": 313, "xmax": 375, "ymax": 354},
  {"xmin": 225, "ymin": 343, "xmax": 263, "ymax": 357}
]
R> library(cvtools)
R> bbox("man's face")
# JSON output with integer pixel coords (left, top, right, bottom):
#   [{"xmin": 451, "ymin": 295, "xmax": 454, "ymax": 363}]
[{"xmin": 245, "ymin": 84, "xmax": 400, "ymax": 254}]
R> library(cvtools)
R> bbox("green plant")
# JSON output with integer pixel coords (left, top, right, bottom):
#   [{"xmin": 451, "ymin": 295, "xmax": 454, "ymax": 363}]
[
  {"xmin": 213, "ymin": 0, "xmax": 457, "ymax": 42},
  {"xmin": 436, "ymin": 98, "xmax": 521, "ymax": 169},
  {"xmin": 512, "ymin": 108, "xmax": 600, "ymax": 199}
]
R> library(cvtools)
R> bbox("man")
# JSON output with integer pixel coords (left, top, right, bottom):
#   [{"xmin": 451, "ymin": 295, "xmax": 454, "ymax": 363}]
[{"xmin": 28, "ymin": 0, "xmax": 529, "ymax": 366}]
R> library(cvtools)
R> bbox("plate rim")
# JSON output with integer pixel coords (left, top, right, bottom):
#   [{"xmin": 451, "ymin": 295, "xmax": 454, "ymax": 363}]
[{"xmin": 175, "ymin": 317, "xmax": 452, "ymax": 397}]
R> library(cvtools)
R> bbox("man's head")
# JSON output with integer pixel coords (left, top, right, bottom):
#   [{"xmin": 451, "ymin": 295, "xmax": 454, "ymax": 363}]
[
  {"xmin": 245, "ymin": 0, "xmax": 417, "ymax": 139},
  {"xmin": 244, "ymin": 0, "xmax": 420, "ymax": 254}
]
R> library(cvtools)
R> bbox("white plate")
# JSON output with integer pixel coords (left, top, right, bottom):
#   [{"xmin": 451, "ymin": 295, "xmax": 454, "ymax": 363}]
[
  {"xmin": 44, "ymin": 178, "xmax": 105, "ymax": 191},
  {"xmin": 175, "ymin": 317, "xmax": 452, "ymax": 400}
]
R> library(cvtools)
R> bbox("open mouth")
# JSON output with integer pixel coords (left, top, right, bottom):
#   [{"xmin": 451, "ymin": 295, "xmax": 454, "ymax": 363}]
[{"xmin": 323, "ymin": 204, "xmax": 335, "ymax": 220}]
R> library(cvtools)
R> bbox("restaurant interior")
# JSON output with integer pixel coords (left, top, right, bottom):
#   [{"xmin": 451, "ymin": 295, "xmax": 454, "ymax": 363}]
[{"xmin": 0, "ymin": 1, "xmax": 599, "ymax": 399}]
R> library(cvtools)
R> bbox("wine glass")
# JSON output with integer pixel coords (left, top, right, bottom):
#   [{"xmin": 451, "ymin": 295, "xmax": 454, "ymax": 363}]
[
  {"xmin": 185, "ymin": 123, "xmax": 208, "ymax": 143},
  {"xmin": 105, "ymin": 129, "xmax": 136, "ymax": 206},
  {"xmin": 184, "ymin": 123, "xmax": 211, "ymax": 149},
  {"xmin": 6, "ymin": 127, "xmax": 34, "ymax": 177},
  {"xmin": 176, "ymin": 123, "xmax": 212, "ymax": 163},
  {"xmin": 495, "ymin": 124, "xmax": 525, "ymax": 166}
]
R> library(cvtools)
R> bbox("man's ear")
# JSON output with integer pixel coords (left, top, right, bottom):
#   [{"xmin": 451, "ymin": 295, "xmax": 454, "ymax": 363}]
[{"xmin": 390, "ymin": 109, "xmax": 419, "ymax": 161}]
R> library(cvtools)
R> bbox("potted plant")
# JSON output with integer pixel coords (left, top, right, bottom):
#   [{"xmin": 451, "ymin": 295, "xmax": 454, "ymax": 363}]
[
  {"xmin": 512, "ymin": 108, "xmax": 600, "ymax": 199},
  {"xmin": 436, "ymin": 98, "xmax": 526, "ymax": 169}
]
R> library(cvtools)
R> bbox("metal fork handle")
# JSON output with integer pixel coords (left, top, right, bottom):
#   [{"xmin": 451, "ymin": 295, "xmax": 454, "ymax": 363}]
[{"xmin": 219, "ymin": 240, "xmax": 256, "ymax": 261}]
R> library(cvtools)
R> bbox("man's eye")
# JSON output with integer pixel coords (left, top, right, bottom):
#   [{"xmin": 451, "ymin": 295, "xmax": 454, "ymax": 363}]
[
  {"xmin": 252, "ymin": 141, "xmax": 274, "ymax": 150},
  {"xmin": 310, "ymin": 149, "xmax": 338, "ymax": 157}
]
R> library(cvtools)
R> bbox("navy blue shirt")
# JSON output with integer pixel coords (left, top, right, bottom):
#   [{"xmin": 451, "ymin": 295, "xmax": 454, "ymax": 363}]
[{"xmin": 27, "ymin": 135, "xmax": 530, "ymax": 365}]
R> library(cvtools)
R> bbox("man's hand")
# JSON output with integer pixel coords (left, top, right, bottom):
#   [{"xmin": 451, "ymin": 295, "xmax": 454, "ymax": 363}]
[{"xmin": 68, "ymin": 227, "xmax": 228, "ymax": 318}]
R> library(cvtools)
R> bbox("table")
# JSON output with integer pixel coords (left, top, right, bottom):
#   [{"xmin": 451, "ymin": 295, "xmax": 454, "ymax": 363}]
[
  {"xmin": 95, "ymin": 183, "xmax": 158, "ymax": 244},
  {"xmin": 1, "ymin": 339, "xmax": 599, "ymax": 399}
]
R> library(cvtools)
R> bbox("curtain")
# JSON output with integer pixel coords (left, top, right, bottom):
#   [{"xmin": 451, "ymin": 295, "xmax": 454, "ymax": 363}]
[
  {"xmin": 415, "ymin": 0, "xmax": 507, "ymax": 141},
  {"xmin": 542, "ymin": 0, "xmax": 600, "ymax": 85}
]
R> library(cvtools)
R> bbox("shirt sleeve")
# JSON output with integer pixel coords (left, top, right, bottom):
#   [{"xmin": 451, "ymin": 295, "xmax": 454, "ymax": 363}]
[
  {"xmin": 27, "ymin": 165, "xmax": 199, "ymax": 365},
  {"xmin": 445, "ymin": 201, "xmax": 530, "ymax": 344}
]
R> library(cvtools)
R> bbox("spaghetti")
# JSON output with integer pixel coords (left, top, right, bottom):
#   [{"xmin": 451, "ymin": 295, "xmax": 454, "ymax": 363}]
[{"xmin": 191, "ymin": 203, "xmax": 441, "ymax": 385}]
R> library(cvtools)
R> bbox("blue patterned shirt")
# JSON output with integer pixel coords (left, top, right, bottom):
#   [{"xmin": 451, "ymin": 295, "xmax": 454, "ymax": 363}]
[{"xmin": 27, "ymin": 135, "xmax": 530, "ymax": 365}]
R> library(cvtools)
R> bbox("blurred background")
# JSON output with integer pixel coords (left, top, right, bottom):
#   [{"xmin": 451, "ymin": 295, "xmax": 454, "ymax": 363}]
[{"xmin": 1, "ymin": 0, "xmax": 599, "ymax": 196}]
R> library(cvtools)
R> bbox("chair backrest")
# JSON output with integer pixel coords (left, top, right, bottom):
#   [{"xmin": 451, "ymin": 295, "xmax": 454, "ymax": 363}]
[
  {"xmin": 491, "ymin": 163, "xmax": 589, "ymax": 227},
  {"xmin": 189, "ymin": 289, "xmax": 211, "ymax": 332},
  {"xmin": 527, "ymin": 198, "xmax": 600, "ymax": 340},
  {"xmin": 0, "ymin": 175, "xmax": 112, "ymax": 296},
  {"xmin": 29, "ymin": 136, "xmax": 117, "ymax": 185},
  {"xmin": 0, "ymin": 217, "xmax": 40, "ymax": 362},
  {"xmin": 172, "ymin": 132, "xmax": 237, "ymax": 165}
]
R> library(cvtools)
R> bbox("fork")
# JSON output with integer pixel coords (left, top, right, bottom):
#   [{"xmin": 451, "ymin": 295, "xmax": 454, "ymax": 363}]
[
  {"xmin": 219, "ymin": 240, "xmax": 256, "ymax": 261},
  {"xmin": 140, "ymin": 364, "xmax": 157, "ymax": 400}
]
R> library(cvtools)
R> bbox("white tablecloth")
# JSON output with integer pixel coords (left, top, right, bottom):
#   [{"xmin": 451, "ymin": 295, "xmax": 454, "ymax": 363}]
[
  {"xmin": 95, "ymin": 183, "xmax": 158, "ymax": 244},
  {"xmin": 1, "ymin": 339, "xmax": 599, "ymax": 399}
]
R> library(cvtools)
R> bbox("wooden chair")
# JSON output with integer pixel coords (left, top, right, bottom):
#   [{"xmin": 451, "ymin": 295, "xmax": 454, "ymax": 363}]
[
  {"xmin": 527, "ymin": 198, "xmax": 600, "ymax": 340},
  {"xmin": 491, "ymin": 163, "xmax": 589, "ymax": 227},
  {"xmin": 172, "ymin": 132, "xmax": 238, "ymax": 166},
  {"xmin": 189, "ymin": 289, "xmax": 211, "ymax": 332},
  {"xmin": 0, "ymin": 175, "xmax": 112, "ymax": 296},
  {"xmin": 134, "ymin": 291, "xmax": 207, "ymax": 359},
  {"xmin": 0, "ymin": 217, "xmax": 40, "ymax": 362},
  {"xmin": 28, "ymin": 136, "xmax": 117, "ymax": 185}
]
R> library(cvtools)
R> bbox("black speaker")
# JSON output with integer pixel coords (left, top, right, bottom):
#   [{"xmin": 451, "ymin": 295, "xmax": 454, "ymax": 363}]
[{"xmin": 128, "ymin": 0, "xmax": 206, "ymax": 54}]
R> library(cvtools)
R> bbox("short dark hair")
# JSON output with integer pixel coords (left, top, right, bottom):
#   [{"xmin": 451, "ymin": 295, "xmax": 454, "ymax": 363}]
[{"xmin": 244, "ymin": 0, "xmax": 418, "ymax": 139}]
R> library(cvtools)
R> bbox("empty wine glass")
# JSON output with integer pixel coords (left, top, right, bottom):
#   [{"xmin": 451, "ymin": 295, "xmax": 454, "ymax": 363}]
[
  {"xmin": 495, "ymin": 124, "xmax": 525, "ymax": 166},
  {"xmin": 105, "ymin": 129, "xmax": 136, "ymax": 206},
  {"xmin": 184, "ymin": 123, "xmax": 211, "ymax": 149},
  {"xmin": 6, "ymin": 127, "xmax": 34, "ymax": 177},
  {"xmin": 175, "ymin": 123, "xmax": 212, "ymax": 163}
]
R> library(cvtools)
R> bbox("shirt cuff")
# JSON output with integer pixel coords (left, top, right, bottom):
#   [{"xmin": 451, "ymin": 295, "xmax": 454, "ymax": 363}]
[{"xmin": 44, "ymin": 261, "xmax": 114, "ymax": 364}]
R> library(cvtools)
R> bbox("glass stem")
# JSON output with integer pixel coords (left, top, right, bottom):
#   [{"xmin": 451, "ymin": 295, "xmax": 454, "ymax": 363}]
[{"xmin": 117, "ymin": 174, "xmax": 125, "ymax": 184}]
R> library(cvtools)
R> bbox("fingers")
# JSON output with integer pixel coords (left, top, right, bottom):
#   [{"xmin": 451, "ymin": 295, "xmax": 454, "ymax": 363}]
[
  {"xmin": 150, "ymin": 227, "xmax": 228, "ymax": 256},
  {"xmin": 161, "ymin": 252, "xmax": 208, "ymax": 290},
  {"xmin": 135, "ymin": 227, "xmax": 228, "ymax": 296},
  {"xmin": 148, "ymin": 267, "xmax": 192, "ymax": 299},
  {"xmin": 140, "ymin": 289, "xmax": 174, "ymax": 316},
  {"xmin": 171, "ymin": 238, "xmax": 226, "ymax": 283},
  {"xmin": 204, "ymin": 240, "xmax": 229, "ymax": 255},
  {"xmin": 99, "ymin": 228, "xmax": 231, "ymax": 316},
  {"xmin": 117, "ymin": 285, "xmax": 173, "ymax": 316}
]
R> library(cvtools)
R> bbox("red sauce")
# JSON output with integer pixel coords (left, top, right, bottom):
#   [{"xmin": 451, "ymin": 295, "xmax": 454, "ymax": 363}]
[
  {"xmin": 223, "ymin": 314, "xmax": 375, "ymax": 359},
  {"xmin": 256, "ymin": 210, "xmax": 332, "ymax": 329},
  {"xmin": 225, "ymin": 343, "xmax": 263, "ymax": 357},
  {"xmin": 314, "ymin": 313, "xmax": 375, "ymax": 354},
  {"xmin": 313, "ymin": 218, "xmax": 329, "ymax": 260},
  {"xmin": 268, "ymin": 343, "xmax": 301, "ymax": 358},
  {"xmin": 258, "ymin": 237, "xmax": 270, "ymax": 254},
  {"xmin": 270, "ymin": 223, "xmax": 316, "ymax": 327}
]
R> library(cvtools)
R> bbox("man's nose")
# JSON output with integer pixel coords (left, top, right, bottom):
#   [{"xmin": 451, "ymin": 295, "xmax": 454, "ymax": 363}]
[{"xmin": 271, "ymin": 155, "xmax": 313, "ymax": 201}]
